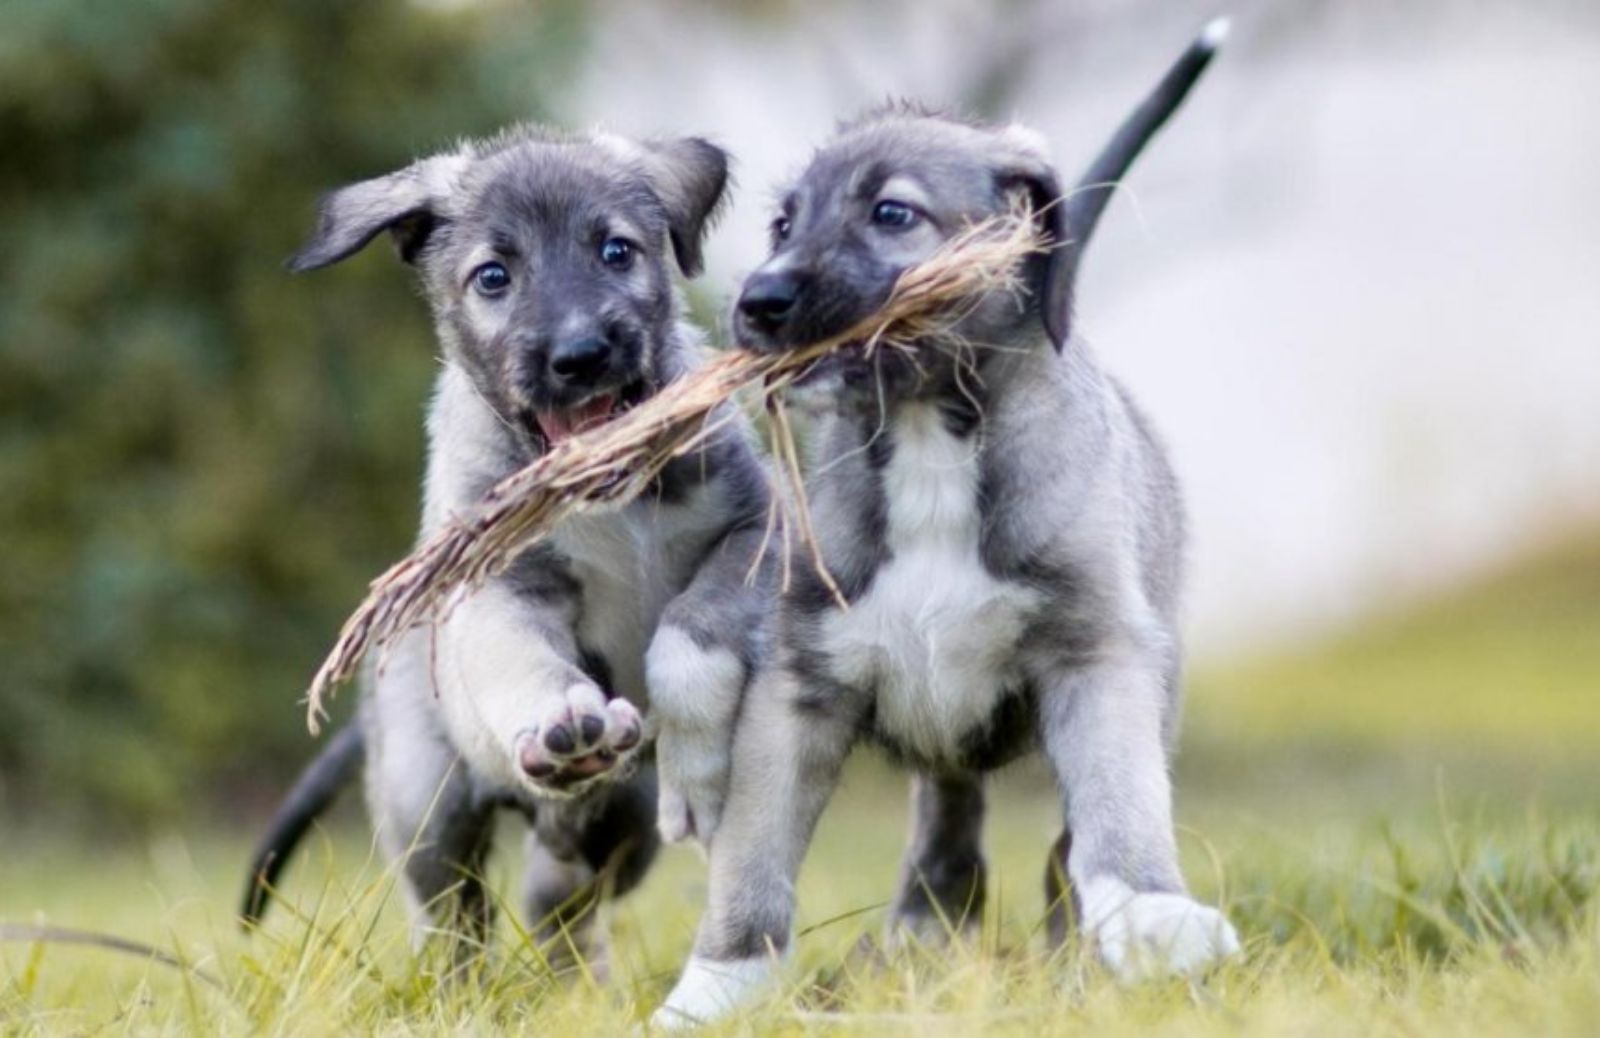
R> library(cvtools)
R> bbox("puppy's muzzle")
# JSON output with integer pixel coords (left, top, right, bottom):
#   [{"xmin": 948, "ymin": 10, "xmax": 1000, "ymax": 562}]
[
  {"xmin": 737, "ymin": 270, "xmax": 804, "ymax": 339},
  {"xmin": 549, "ymin": 334, "xmax": 614, "ymax": 390}
]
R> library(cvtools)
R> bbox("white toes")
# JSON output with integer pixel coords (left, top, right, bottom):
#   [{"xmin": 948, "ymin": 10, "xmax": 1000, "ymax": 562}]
[
  {"xmin": 604, "ymin": 697, "xmax": 644, "ymax": 751},
  {"xmin": 1080, "ymin": 878, "xmax": 1240, "ymax": 983},
  {"xmin": 655, "ymin": 725, "xmax": 730, "ymax": 846},
  {"xmin": 652, "ymin": 955, "xmax": 778, "ymax": 1030},
  {"xmin": 566, "ymin": 680, "xmax": 609, "ymax": 715},
  {"xmin": 657, "ymin": 785, "xmax": 694, "ymax": 844}
]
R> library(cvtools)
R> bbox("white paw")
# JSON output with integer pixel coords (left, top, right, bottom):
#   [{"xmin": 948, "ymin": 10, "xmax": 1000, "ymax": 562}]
[
  {"xmin": 655, "ymin": 724, "xmax": 729, "ymax": 846},
  {"xmin": 1080, "ymin": 878, "xmax": 1240, "ymax": 983},
  {"xmin": 651, "ymin": 955, "xmax": 777, "ymax": 1030},
  {"xmin": 643, "ymin": 626, "xmax": 743, "ymax": 846}
]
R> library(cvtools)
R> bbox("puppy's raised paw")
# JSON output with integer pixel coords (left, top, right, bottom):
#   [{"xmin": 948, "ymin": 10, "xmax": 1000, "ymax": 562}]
[{"xmin": 515, "ymin": 687, "xmax": 643, "ymax": 798}]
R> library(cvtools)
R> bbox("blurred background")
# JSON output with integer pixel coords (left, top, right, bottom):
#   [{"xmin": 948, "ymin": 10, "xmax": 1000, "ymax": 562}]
[{"xmin": 1, "ymin": 0, "xmax": 1596, "ymax": 833}]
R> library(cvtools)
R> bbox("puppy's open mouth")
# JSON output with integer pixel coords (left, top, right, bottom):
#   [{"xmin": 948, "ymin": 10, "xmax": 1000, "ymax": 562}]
[
  {"xmin": 525, "ymin": 381, "xmax": 649, "ymax": 446},
  {"xmin": 533, "ymin": 394, "xmax": 619, "ymax": 444}
]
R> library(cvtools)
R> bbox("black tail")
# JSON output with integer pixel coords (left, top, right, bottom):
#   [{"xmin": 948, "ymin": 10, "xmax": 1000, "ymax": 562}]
[
  {"xmin": 1065, "ymin": 16, "xmax": 1228, "ymax": 255},
  {"xmin": 239, "ymin": 723, "xmax": 365, "ymax": 926}
]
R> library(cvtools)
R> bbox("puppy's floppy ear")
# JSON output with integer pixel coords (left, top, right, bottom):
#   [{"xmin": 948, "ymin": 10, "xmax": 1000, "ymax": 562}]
[
  {"xmin": 288, "ymin": 153, "xmax": 467, "ymax": 273},
  {"xmin": 994, "ymin": 133, "xmax": 1074, "ymax": 352},
  {"xmin": 637, "ymin": 137, "xmax": 731, "ymax": 278}
]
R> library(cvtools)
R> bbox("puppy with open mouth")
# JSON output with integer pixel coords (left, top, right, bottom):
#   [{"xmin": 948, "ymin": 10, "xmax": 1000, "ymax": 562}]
[
  {"xmin": 658, "ymin": 21, "xmax": 1238, "ymax": 1027},
  {"xmin": 241, "ymin": 126, "xmax": 774, "ymax": 969}
]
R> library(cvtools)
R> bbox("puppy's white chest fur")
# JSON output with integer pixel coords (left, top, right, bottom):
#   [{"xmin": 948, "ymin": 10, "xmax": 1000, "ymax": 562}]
[{"xmin": 822, "ymin": 404, "xmax": 1039, "ymax": 761}]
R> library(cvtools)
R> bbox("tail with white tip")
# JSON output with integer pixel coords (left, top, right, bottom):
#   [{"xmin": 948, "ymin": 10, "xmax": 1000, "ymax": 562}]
[{"xmin": 1064, "ymin": 16, "xmax": 1230, "ymax": 253}]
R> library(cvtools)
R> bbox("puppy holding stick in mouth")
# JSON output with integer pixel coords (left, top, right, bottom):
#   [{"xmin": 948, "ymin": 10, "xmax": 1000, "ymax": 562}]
[{"xmin": 658, "ymin": 20, "xmax": 1239, "ymax": 1027}]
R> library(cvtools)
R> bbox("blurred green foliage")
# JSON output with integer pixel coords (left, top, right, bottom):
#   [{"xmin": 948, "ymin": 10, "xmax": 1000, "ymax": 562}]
[{"xmin": 0, "ymin": 0, "xmax": 585, "ymax": 824}]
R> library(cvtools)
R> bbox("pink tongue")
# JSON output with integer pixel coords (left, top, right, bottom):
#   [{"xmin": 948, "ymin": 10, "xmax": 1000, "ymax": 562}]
[{"xmin": 535, "ymin": 394, "xmax": 615, "ymax": 443}]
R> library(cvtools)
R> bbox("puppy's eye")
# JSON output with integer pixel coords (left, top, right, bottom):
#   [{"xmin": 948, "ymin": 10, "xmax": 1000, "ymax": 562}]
[
  {"xmin": 599, "ymin": 238, "xmax": 634, "ymax": 269},
  {"xmin": 473, "ymin": 262, "xmax": 511, "ymax": 296},
  {"xmin": 871, "ymin": 200, "xmax": 918, "ymax": 228},
  {"xmin": 771, "ymin": 216, "xmax": 792, "ymax": 243}
]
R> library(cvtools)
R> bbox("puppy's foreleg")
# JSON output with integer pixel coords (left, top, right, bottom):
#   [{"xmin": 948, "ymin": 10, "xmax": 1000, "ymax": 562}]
[
  {"xmin": 436, "ymin": 580, "xmax": 643, "ymax": 796},
  {"xmin": 1039, "ymin": 656, "xmax": 1239, "ymax": 981},
  {"xmin": 646, "ymin": 522, "xmax": 771, "ymax": 845},
  {"xmin": 653, "ymin": 665, "xmax": 862, "ymax": 1029}
]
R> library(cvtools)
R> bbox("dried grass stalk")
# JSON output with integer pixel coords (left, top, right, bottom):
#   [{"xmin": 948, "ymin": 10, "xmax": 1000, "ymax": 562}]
[{"xmin": 304, "ymin": 208, "xmax": 1045, "ymax": 732}]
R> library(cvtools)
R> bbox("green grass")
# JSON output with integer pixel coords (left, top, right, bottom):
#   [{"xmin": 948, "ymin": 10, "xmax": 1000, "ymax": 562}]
[
  {"xmin": 3, "ymin": 531, "xmax": 1597, "ymax": 1034},
  {"xmin": 2, "ymin": 796, "xmax": 1597, "ymax": 1035}
]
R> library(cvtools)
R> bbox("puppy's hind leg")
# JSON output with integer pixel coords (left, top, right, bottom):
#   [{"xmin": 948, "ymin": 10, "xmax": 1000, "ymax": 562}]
[
  {"xmin": 1039, "ymin": 657, "xmax": 1238, "ymax": 982},
  {"xmin": 368, "ymin": 738, "xmax": 495, "ymax": 958},
  {"xmin": 365, "ymin": 635, "xmax": 496, "ymax": 958},
  {"xmin": 1043, "ymin": 828, "xmax": 1074, "ymax": 949},
  {"xmin": 654, "ymin": 665, "xmax": 865, "ymax": 1029},
  {"xmin": 521, "ymin": 765, "xmax": 660, "ymax": 980},
  {"xmin": 887, "ymin": 773, "xmax": 987, "ymax": 946}
]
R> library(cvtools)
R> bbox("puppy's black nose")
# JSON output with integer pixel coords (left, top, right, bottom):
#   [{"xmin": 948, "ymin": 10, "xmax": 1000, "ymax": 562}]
[
  {"xmin": 738, "ymin": 272, "xmax": 802, "ymax": 334},
  {"xmin": 549, "ymin": 336, "xmax": 613, "ymax": 386}
]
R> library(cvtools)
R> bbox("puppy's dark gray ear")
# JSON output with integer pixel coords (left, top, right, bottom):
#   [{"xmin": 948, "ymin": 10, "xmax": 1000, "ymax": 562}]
[
  {"xmin": 638, "ymin": 137, "xmax": 731, "ymax": 277},
  {"xmin": 288, "ymin": 154, "xmax": 466, "ymax": 273},
  {"xmin": 997, "ymin": 156, "xmax": 1073, "ymax": 352}
]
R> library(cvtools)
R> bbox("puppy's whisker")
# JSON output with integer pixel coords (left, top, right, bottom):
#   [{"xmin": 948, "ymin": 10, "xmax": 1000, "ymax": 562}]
[
  {"xmin": 1061, "ymin": 178, "xmax": 1150, "ymax": 242},
  {"xmin": 458, "ymin": 367, "xmax": 524, "ymax": 441}
]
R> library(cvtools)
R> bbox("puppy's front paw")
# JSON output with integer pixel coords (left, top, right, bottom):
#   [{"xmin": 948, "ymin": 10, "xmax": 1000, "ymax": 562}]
[
  {"xmin": 655, "ymin": 725, "xmax": 728, "ymax": 846},
  {"xmin": 652, "ymin": 955, "xmax": 777, "ymax": 1031},
  {"xmin": 1081, "ymin": 879, "xmax": 1240, "ymax": 983},
  {"xmin": 514, "ymin": 686, "xmax": 642, "ymax": 798}
]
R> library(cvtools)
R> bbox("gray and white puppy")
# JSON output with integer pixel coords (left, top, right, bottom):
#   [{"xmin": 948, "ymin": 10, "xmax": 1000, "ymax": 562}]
[
  {"xmin": 241, "ymin": 126, "xmax": 772, "ymax": 964},
  {"xmin": 658, "ymin": 22, "xmax": 1237, "ymax": 1025}
]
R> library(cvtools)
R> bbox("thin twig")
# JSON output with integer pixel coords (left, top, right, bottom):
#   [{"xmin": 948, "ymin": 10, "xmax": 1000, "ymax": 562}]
[
  {"xmin": 767, "ymin": 393, "xmax": 846, "ymax": 610},
  {"xmin": 0, "ymin": 922, "xmax": 224, "ymax": 990}
]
